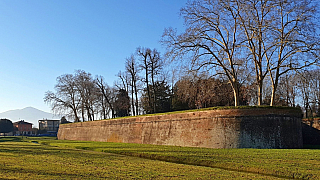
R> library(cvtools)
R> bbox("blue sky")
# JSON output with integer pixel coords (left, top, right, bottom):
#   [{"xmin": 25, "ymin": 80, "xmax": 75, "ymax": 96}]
[{"xmin": 0, "ymin": 0, "xmax": 187, "ymax": 113}]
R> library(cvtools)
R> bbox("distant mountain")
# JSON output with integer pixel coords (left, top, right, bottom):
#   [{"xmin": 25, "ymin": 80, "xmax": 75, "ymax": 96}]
[{"xmin": 0, "ymin": 107, "xmax": 62, "ymax": 128}]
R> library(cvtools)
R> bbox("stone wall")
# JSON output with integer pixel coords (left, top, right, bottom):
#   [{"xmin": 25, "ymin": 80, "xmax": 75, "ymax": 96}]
[
  {"xmin": 302, "ymin": 118, "xmax": 320, "ymax": 145},
  {"xmin": 58, "ymin": 108, "xmax": 303, "ymax": 149}
]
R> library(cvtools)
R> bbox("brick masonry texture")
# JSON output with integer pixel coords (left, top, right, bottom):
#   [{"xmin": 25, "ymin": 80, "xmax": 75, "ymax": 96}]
[{"xmin": 58, "ymin": 108, "xmax": 303, "ymax": 149}]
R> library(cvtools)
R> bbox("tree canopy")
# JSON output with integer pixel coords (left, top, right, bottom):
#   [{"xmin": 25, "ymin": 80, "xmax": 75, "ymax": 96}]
[{"xmin": 0, "ymin": 119, "xmax": 13, "ymax": 134}]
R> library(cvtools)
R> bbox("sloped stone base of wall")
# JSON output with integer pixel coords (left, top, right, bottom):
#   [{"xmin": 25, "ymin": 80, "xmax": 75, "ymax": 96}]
[
  {"xmin": 58, "ymin": 108, "xmax": 303, "ymax": 149},
  {"xmin": 302, "ymin": 118, "xmax": 320, "ymax": 145}
]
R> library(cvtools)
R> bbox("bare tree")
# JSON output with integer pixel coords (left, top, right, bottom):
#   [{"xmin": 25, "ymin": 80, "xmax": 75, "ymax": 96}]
[
  {"xmin": 162, "ymin": 0, "xmax": 246, "ymax": 106},
  {"xmin": 125, "ymin": 55, "xmax": 140, "ymax": 116},
  {"xmin": 148, "ymin": 49, "xmax": 163, "ymax": 113},
  {"xmin": 297, "ymin": 71, "xmax": 313, "ymax": 117},
  {"xmin": 296, "ymin": 69, "xmax": 320, "ymax": 118},
  {"xmin": 137, "ymin": 47, "xmax": 153, "ymax": 111},
  {"xmin": 236, "ymin": 0, "xmax": 275, "ymax": 105},
  {"xmin": 310, "ymin": 70, "xmax": 320, "ymax": 116},
  {"xmin": 95, "ymin": 78, "xmax": 107, "ymax": 120},
  {"xmin": 276, "ymin": 73, "xmax": 298, "ymax": 107},
  {"xmin": 237, "ymin": 0, "xmax": 320, "ymax": 106},
  {"xmin": 268, "ymin": 0, "xmax": 319, "ymax": 106},
  {"xmin": 116, "ymin": 70, "xmax": 130, "ymax": 93},
  {"xmin": 74, "ymin": 70, "xmax": 98, "ymax": 121},
  {"xmin": 44, "ymin": 74, "xmax": 81, "ymax": 122},
  {"xmin": 95, "ymin": 76, "xmax": 116, "ymax": 119},
  {"xmin": 136, "ymin": 47, "xmax": 164, "ymax": 113}
]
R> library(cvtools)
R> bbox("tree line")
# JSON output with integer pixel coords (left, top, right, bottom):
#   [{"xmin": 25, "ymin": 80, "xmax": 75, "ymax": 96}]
[
  {"xmin": 44, "ymin": 65, "xmax": 320, "ymax": 121},
  {"xmin": 45, "ymin": 0, "xmax": 320, "ymax": 121}
]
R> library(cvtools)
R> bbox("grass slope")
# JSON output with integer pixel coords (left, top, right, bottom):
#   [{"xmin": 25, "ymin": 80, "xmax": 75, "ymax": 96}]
[
  {"xmin": 0, "ymin": 137, "xmax": 281, "ymax": 180},
  {"xmin": 65, "ymin": 106, "xmax": 301, "ymax": 124}
]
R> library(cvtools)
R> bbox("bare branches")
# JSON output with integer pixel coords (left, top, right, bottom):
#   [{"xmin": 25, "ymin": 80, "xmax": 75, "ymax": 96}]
[
  {"xmin": 125, "ymin": 55, "xmax": 140, "ymax": 116},
  {"xmin": 44, "ymin": 73, "xmax": 81, "ymax": 122},
  {"xmin": 162, "ymin": 0, "xmax": 319, "ymax": 106},
  {"xmin": 95, "ymin": 76, "xmax": 116, "ymax": 119},
  {"xmin": 45, "ymin": 70, "xmax": 109, "ymax": 122},
  {"xmin": 162, "ymin": 0, "xmax": 247, "ymax": 106}
]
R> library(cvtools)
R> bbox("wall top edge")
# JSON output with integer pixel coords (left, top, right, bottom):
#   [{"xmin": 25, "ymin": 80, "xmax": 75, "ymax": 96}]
[{"xmin": 60, "ymin": 107, "xmax": 302, "ymax": 128}]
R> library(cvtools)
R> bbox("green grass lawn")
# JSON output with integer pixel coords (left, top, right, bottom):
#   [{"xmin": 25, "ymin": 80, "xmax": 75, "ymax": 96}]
[
  {"xmin": 39, "ymin": 138, "xmax": 320, "ymax": 179},
  {"xmin": 1, "ymin": 137, "xmax": 319, "ymax": 179},
  {"xmin": 0, "ymin": 137, "xmax": 283, "ymax": 180}
]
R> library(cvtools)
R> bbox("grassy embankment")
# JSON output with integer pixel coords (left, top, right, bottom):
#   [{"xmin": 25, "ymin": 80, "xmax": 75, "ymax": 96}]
[
  {"xmin": 118, "ymin": 105, "xmax": 301, "ymax": 116},
  {"xmin": 72, "ymin": 105, "xmax": 301, "ymax": 123},
  {"xmin": 0, "ymin": 137, "xmax": 284, "ymax": 180},
  {"xmin": 0, "ymin": 137, "xmax": 317, "ymax": 179}
]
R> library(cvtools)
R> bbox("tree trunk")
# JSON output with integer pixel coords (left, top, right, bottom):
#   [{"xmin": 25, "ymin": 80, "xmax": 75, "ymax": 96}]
[
  {"xmin": 134, "ymin": 80, "xmax": 139, "ymax": 115},
  {"xmin": 102, "ymin": 98, "xmax": 106, "ymax": 119},
  {"xmin": 270, "ymin": 68, "xmax": 280, "ymax": 106},
  {"xmin": 91, "ymin": 107, "xmax": 95, "ymax": 121},
  {"xmin": 145, "ymin": 61, "xmax": 152, "ymax": 113},
  {"xmin": 233, "ymin": 88, "xmax": 240, "ymax": 107},
  {"xmin": 257, "ymin": 81, "xmax": 263, "ymax": 106},
  {"xmin": 151, "ymin": 69, "xmax": 156, "ymax": 113},
  {"xmin": 231, "ymin": 81, "xmax": 240, "ymax": 107},
  {"xmin": 270, "ymin": 84, "xmax": 277, "ymax": 107},
  {"xmin": 73, "ymin": 108, "xmax": 80, "ymax": 122},
  {"xmin": 131, "ymin": 81, "xmax": 135, "ymax": 116}
]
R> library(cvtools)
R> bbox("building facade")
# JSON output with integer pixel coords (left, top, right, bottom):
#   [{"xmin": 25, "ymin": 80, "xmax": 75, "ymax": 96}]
[
  {"xmin": 13, "ymin": 120, "xmax": 33, "ymax": 135},
  {"xmin": 38, "ymin": 119, "xmax": 60, "ymax": 133}
]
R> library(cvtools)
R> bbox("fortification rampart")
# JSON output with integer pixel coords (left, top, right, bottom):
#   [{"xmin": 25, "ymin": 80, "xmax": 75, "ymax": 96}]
[
  {"xmin": 58, "ymin": 108, "xmax": 303, "ymax": 149},
  {"xmin": 302, "ymin": 118, "xmax": 320, "ymax": 145}
]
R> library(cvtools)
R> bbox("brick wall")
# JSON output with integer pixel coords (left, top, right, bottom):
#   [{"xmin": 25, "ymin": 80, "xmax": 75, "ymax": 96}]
[{"xmin": 58, "ymin": 108, "xmax": 303, "ymax": 149}]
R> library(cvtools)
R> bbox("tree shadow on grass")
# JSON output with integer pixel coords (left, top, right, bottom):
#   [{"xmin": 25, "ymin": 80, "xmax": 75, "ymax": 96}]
[{"xmin": 0, "ymin": 137, "xmax": 22, "ymax": 142}]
